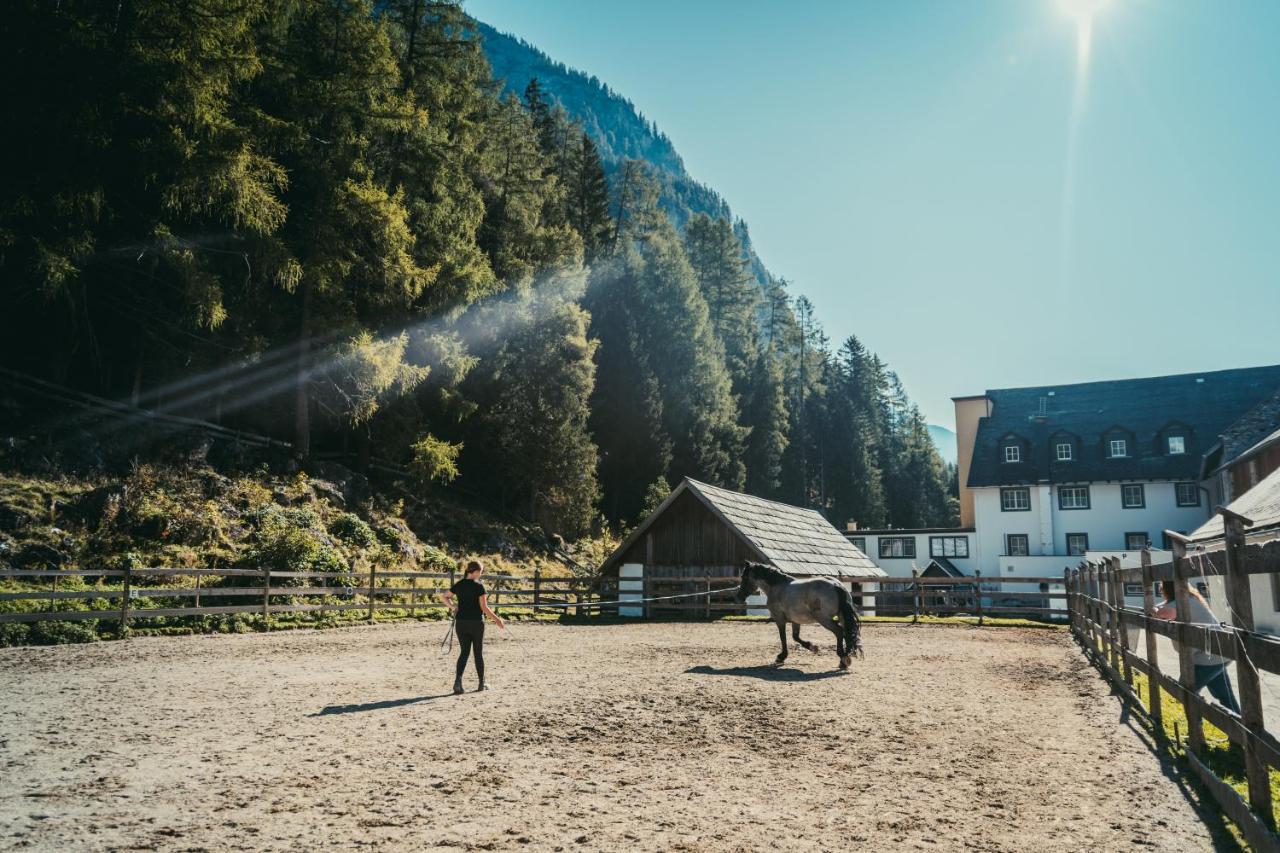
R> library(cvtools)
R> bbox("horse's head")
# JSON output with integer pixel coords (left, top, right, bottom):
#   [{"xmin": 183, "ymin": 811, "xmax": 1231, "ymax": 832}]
[{"xmin": 737, "ymin": 562, "xmax": 764, "ymax": 602}]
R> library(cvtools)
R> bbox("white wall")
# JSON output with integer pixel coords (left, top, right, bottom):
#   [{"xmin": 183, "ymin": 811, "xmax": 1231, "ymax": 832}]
[
  {"xmin": 972, "ymin": 482, "xmax": 1213, "ymax": 577},
  {"xmin": 849, "ymin": 532, "xmax": 976, "ymax": 579}
]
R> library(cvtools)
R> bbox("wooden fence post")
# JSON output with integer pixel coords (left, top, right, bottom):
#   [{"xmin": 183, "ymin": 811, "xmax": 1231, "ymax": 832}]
[
  {"xmin": 1111, "ymin": 557, "xmax": 1132, "ymax": 687},
  {"xmin": 911, "ymin": 569, "xmax": 920, "ymax": 624},
  {"xmin": 492, "ymin": 574, "xmax": 501, "ymax": 607},
  {"xmin": 1105, "ymin": 560, "xmax": 1120, "ymax": 673},
  {"xmin": 974, "ymin": 570, "xmax": 983, "ymax": 626},
  {"xmin": 1221, "ymin": 508, "xmax": 1273, "ymax": 828},
  {"xmin": 119, "ymin": 563, "xmax": 132, "ymax": 639},
  {"xmin": 1089, "ymin": 562, "xmax": 1102, "ymax": 656},
  {"xmin": 1170, "ymin": 534, "xmax": 1205, "ymax": 757},
  {"xmin": 705, "ymin": 576, "xmax": 712, "ymax": 618},
  {"xmin": 262, "ymin": 564, "xmax": 271, "ymax": 631},
  {"xmin": 533, "ymin": 569, "xmax": 542, "ymax": 608},
  {"xmin": 410, "ymin": 573, "xmax": 418, "ymax": 619},
  {"xmin": 1139, "ymin": 549, "xmax": 1164, "ymax": 735},
  {"xmin": 1063, "ymin": 568, "xmax": 1073, "ymax": 635},
  {"xmin": 367, "ymin": 563, "xmax": 377, "ymax": 622},
  {"xmin": 1097, "ymin": 562, "xmax": 1111, "ymax": 665}
]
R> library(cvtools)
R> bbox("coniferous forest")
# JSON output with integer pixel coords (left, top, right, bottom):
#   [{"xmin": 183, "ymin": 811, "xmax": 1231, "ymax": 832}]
[{"xmin": 0, "ymin": 1, "xmax": 956, "ymax": 540}]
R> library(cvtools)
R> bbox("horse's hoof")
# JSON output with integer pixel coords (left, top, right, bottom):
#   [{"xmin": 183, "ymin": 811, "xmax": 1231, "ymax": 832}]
[{"xmin": 839, "ymin": 655, "xmax": 851, "ymax": 670}]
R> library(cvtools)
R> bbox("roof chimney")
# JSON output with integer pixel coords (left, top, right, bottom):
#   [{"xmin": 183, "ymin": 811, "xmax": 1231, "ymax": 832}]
[{"xmin": 846, "ymin": 520, "xmax": 858, "ymax": 532}]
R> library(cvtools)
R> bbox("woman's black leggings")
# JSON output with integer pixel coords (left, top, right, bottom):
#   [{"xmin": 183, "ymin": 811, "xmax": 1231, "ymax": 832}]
[{"xmin": 455, "ymin": 620, "xmax": 485, "ymax": 681}]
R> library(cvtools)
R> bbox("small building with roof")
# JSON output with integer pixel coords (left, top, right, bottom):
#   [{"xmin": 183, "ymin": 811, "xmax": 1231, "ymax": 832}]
[{"xmin": 598, "ymin": 477, "xmax": 883, "ymax": 617}]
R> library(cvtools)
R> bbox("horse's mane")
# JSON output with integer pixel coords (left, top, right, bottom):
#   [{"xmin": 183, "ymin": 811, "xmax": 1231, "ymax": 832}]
[{"xmin": 745, "ymin": 561, "xmax": 792, "ymax": 586}]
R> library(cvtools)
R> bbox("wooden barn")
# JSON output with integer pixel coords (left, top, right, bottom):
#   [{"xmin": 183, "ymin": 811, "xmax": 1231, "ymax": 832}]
[{"xmin": 598, "ymin": 477, "xmax": 884, "ymax": 616}]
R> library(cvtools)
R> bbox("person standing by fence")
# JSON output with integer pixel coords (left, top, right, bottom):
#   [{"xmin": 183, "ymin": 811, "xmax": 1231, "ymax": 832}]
[
  {"xmin": 442, "ymin": 560, "xmax": 505, "ymax": 694},
  {"xmin": 1152, "ymin": 579, "xmax": 1241, "ymax": 714}
]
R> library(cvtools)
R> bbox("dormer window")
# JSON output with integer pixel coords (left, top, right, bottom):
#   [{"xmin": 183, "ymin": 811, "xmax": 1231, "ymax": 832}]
[
  {"xmin": 1003, "ymin": 444, "xmax": 1021, "ymax": 463},
  {"xmin": 1055, "ymin": 442, "xmax": 1073, "ymax": 462},
  {"xmin": 1167, "ymin": 435, "xmax": 1186, "ymax": 455},
  {"xmin": 1108, "ymin": 438, "xmax": 1128, "ymax": 458}
]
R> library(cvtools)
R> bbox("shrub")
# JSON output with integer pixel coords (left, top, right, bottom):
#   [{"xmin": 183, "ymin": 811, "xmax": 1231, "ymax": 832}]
[
  {"xmin": 240, "ymin": 506, "xmax": 349, "ymax": 584},
  {"xmin": 28, "ymin": 619, "xmax": 99, "ymax": 645},
  {"xmin": 410, "ymin": 434, "xmax": 461, "ymax": 484},
  {"xmin": 330, "ymin": 512, "xmax": 376, "ymax": 549}
]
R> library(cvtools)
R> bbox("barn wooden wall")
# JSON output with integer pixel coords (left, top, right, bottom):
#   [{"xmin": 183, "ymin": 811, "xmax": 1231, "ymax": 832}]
[{"xmin": 619, "ymin": 490, "xmax": 756, "ymax": 577}]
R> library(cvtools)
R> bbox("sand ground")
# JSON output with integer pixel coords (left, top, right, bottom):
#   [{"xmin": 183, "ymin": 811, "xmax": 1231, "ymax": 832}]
[{"xmin": 0, "ymin": 620, "xmax": 1238, "ymax": 851}]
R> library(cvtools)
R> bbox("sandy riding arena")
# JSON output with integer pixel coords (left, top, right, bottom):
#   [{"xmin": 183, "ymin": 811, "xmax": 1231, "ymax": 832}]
[{"xmin": 0, "ymin": 622, "xmax": 1233, "ymax": 851}]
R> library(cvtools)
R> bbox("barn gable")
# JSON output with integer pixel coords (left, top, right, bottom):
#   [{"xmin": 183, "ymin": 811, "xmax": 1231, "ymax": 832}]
[{"xmin": 600, "ymin": 478, "xmax": 884, "ymax": 578}]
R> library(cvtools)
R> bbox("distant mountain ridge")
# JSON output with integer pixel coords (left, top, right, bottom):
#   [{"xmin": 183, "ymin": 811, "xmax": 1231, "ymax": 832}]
[
  {"xmin": 476, "ymin": 20, "xmax": 775, "ymax": 288},
  {"xmin": 928, "ymin": 425, "xmax": 957, "ymax": 466}
]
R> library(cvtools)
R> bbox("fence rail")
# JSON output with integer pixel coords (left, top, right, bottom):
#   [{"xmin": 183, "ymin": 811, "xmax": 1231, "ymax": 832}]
[
  {"xmin": 1065, "ymin": 512, "xmax": 1280, "ymax": 852},
  {"xmin": 1, "ymin": 564, "xmax": 1072, "ymax": 630},
  {"xmin": 0, "ymin": 566, "xmax": 605, "ymax": 628}
]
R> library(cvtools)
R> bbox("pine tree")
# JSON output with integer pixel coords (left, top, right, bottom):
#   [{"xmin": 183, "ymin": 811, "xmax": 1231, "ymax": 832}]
[
  {"xmin": 463, "ymin": 272, "xmax": 601, "ymax": 535},
  {"xmin": 743, "ymin": 348, "xmax": 789, "ymax": 498},
  {"xmin": 683, "ymin": 213, "xmax": 759, "ymax": 389},
  {"xmin": 565, "ymin": 133, "xmax": 612, "ymax": 260}
]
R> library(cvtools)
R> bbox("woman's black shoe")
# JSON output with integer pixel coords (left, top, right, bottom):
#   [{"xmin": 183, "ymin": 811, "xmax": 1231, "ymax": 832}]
[{"xmin": 453, "ymin": 679, "xmax": 464, "ymax": 695}]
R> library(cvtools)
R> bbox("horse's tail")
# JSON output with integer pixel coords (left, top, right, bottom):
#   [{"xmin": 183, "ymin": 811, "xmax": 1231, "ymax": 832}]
[{"xmin": 838, "ymin": 584, "xmax": 863, "ymax": 659}]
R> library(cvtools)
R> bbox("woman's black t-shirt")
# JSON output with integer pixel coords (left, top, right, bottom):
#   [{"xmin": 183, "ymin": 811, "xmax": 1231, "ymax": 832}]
[{"xmin": 451, "ymin": 578, "xmax": 485, "ymax": 621}]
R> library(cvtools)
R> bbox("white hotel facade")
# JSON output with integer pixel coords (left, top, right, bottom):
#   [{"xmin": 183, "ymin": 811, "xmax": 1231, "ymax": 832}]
[{"xmin": 847, "ymin": 365, "xmax": 1280, "ymax": 596}]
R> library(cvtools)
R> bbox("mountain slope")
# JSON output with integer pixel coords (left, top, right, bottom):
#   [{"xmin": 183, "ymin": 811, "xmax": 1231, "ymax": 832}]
[
  {"xmin": 928, "ymin": 424, "xmax": 958, "ymax": 466},
  {"xmin": 476, "ymin": 21, "xmax": 775, "ymax": 286}
]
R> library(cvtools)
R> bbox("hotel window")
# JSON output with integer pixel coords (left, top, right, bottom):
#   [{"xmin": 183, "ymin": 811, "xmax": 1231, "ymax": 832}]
[
  {"xmin": 879, "ymin": 537, "xmax": 916, "ymax": 558},
  {"xmin": 1006, "ymin": 534, "xmax": 1029, "ymax": 557},
  {"xmin": 1167, "ymin": 435, "xmax": 1186, "ymax": 455},
  {"xmin": 1055, "ymin": 443, "xmax": 1073, "ymax": 462},
  {"xmin": 1121, "ymin": 484, "xmax": 1145, "ymax": 509},
  {"xmin": 1175, "ymin": 482, "xmax": 1200, "ymax": 507},
  {"xmin": 1003, "ymin": 444, "xmax": 1021, "ymax": 463},
  {"xmin": 850, "ymin": 537, "xmax": 866, "ymax": 553},
  {"xmin": 1058, "ymin": 485, "xmax": 1090, "ymax": 510},
  {"xmin": 1001, "ymin": 487, "xmax": 1031, "ymax": 511},
  {"xmin": 929, "ymin": 536, "xmax": 969, "ymax": 558},
  {"xmin": 1066, "ymin": 533, "xmax": 1089, "ymax": 556},
  {"xmin": 1125, "ymin": 532, "xmax": 1148, "ymax": 551},
  {"xmin": 1108, "ymin": 438, "xmax": 1128, "ymax": 458}
]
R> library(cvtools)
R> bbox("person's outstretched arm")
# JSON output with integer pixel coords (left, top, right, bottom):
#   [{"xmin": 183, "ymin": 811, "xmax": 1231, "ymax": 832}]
[
  {"xmin": 479, "ymin": 594, "xmax": 505, "ymax": 629},
  {"xmin": 442, "ymin": 590, "xmax": 457, "ymax": 615}
]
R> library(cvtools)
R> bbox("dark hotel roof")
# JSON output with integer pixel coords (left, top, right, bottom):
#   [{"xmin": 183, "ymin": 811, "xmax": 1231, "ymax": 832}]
[{"xmin": 966, "ymin": 365, "xmax": 1280, "ymax": 488}]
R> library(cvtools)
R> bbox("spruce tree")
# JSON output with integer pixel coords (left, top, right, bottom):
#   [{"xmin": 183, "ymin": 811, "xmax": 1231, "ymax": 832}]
[
  {"xmin": 683, "ymin": 213, "xmax": 759, "ymax": 390},
  {"xmin": 566, "ymin": 133, "xmax": 613, "ymax": 261}
]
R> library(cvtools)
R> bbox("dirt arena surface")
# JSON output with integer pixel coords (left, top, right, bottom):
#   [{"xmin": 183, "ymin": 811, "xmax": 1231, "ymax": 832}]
[{"xmin": 0, "ymin": 621, "xmax": 1236, "ymax": 852}]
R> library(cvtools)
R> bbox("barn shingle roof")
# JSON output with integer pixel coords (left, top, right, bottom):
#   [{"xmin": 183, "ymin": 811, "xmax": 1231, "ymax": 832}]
[
  {"xmin": 966, "ymin": 365, "xmax": 1280, "ymax": 488},
  {"xmin": 1191, "ymin": 465, "xmax": 1280, "ymax": 543},
  {"xmin": 683, "ymin": 480, "xmax": 884, "ymax": 577},
  {"xmin": 599, "ymin": 478, "xmax": 883, "ymax": 578}
]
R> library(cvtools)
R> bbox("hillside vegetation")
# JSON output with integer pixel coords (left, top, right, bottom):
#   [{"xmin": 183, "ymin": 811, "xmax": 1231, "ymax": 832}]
[{"xmin": 1, "ymin": 1, "xmax": 955, "ymax": 607}]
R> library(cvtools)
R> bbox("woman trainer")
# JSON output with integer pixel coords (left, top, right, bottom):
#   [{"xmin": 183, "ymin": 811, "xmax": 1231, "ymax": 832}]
[{"xmin": 442, "ymin": 560, "xmax": 505, "ymax": 694}]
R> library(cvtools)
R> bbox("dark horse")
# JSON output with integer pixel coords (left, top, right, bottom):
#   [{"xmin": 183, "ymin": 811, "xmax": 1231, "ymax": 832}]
[{"xmin": 737, "ymin": 562, "xmax": 863, "ymax": 670}]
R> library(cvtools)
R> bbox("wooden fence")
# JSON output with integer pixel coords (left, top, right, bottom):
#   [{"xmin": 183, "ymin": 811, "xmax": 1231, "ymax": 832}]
[
  {"xmin": 2, "ymin": 564, "xmax": 1070, "ymax": 633},
  {"xmin": 1065, "ymin": 512, "xmax": 1280, "ymax": 852},
  {"xmin": 0, "ymin": 567, "xmax": 602, "ymax": 631},
  {"xmin": 614, "ymin": 570, "xmax": 1069, "ymax": 622}
]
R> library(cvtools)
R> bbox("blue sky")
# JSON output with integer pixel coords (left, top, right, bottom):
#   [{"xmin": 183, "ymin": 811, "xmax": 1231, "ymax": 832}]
[{"xmin": 468, "ymin": 0, "xmax": 1280, "ymax": 428}]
